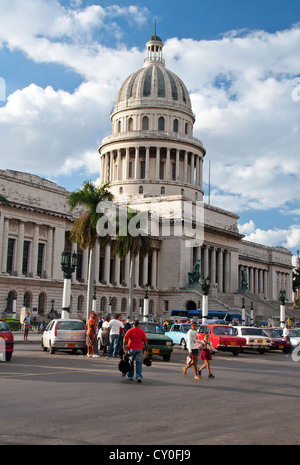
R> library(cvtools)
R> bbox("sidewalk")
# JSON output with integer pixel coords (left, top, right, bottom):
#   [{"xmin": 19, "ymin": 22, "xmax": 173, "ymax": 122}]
[{"xmin": 13, "ymin": 331, "xmax": 42, "ymax": 344}]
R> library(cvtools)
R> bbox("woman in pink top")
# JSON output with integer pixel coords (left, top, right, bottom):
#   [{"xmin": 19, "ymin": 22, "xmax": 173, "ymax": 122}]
[{"xmin": 199, "ymin": 333, "xmax": 218, "ymax": 378}]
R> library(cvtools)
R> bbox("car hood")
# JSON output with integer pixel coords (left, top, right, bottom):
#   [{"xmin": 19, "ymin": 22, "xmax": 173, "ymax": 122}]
[{"xmin": 145, "ymin": 333, "xmax": 173, "ymax": 342}]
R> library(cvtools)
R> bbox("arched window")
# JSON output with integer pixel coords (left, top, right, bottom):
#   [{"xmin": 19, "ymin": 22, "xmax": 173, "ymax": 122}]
[
  {"xmin": 77, "ymin": 295, "xmax": 84, "ymax": 313},
  {"xmin": 185, "ymin": 122, "xmax": 189, "ymax": 135},
  {"xmin": 142, "ymin": 116, "xmax": 149, "ymax": 130},
  {"xmin": 158, "ymin": 117, "xmax": 165, "ymax": 131},
  {"xmin": 128, "ymin": 118, "xmax": 133, "ymax": 131},
  {"xmin": 173, "ymin": 119, "xmax": 179, "ymax": 132},
  {"xmin": 38, "ymin": 292, "xmax": 46, "ymax": 315}
]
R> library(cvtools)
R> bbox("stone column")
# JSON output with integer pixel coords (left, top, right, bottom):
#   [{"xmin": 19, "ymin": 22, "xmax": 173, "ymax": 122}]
[
  {"xmin": 104, "ymin": 244, "xmax": 111, "ymax": 285},
  {"xmin": 16, "ymin": 221, "xmax": 24, "ymax": 276},
  {"xmin": 166, "ymin": 147, "xmax": 171, "ymax": 180},
  {"xmin": 30, "ymin": 224, "xmax": 39, "ymax": 277},
  {"xmin": 151, "ymin": 249, "xmax": 157, "ymax": 289},
  {"xmin": 145, "ymin": 146, "xmax": 150, "ymax": 179},
  {"xmin": 125, "ymin": 147, "xmax": 129, "ymax": 179},
  {"xmin": 184, "ymin": 151, "xmax": 188, "ymax": 182},
  {"xmin": 176, "ymin": 149, "xmax": 180, "ymax": 180},
  {"xmin": 156, "ymin": 147, "xmax": 160, "ymax": 179},
  {"xmin": 217, "ymin": 249, "xmax": 223, "ymax": 293},
  {"xmin": 45, "ymin": 227, "xmax": 53, "ymax": 279}
]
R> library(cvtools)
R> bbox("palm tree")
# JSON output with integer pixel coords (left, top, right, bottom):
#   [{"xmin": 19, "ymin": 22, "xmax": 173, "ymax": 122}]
[
  {"xmin": 68, "ymin": 181, "xmax": 113, "ymax": 321},
  {"xmin": 113, "ymin": 207, "xmax": 152, "ymax": 318}
]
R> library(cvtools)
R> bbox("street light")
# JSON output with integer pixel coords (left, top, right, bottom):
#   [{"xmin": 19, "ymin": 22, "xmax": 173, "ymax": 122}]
[
  {"xmin": 241, "ymin": 297, "xmax": 246, "ymax": 325},
  {"xmin": 200, "ymin": 276, "xmax": 210, "ymax": 323},
  {"xmin": 279, "ymin": 289, "xmax": 286, "ymax": 328},
  {"xmin": 60, "ymin": 251, "xmax": 77, "ymax": 319},
  {"xmin": 143, "ymin": 284, "xmax": 149, "ymax": 322}
]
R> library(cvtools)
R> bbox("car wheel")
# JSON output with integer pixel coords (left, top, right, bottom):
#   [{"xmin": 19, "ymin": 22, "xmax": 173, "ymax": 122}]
[
  {"xmin": 41, "ymin": 341, "xmax": 47, "ymax": 352},
  {"xmin": 258, "ymin": 349, "xmax": 266, "ymax": 354},
  {"xmin": 232, "ymin": 349, "xmax": 240, "ymax": 356},
  {"xmin": 180, "ymin": 338, "xmax": 187, "ymax": 350},
  {"xmin": 49, "ymin": 343, "xmax": 56, "ymax": 354},
  {"xmin": 163, "ymin": 354, "xmax": 171, "ymax": 361},
  {"xmin": 5, "ymin": 352, "xmax": 12, "ymax": 362}
]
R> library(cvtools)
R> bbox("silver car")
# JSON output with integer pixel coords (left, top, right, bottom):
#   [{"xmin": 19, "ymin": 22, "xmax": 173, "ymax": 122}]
[{"xmin": 42, "ymin": 319, "xmax": 87, "ymax": 355}]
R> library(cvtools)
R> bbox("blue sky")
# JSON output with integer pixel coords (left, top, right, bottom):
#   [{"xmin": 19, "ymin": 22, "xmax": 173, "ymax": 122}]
[{"xmin": 0, "ymin": 0, "xmax": 300, "ymax": 260}]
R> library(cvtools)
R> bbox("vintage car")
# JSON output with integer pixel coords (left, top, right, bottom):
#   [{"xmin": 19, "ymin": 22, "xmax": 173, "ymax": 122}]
[
  {"xmin": 198, "ymin": 324, "xmax": 247, "ymax": 356},
  {"xmin": 165, "ymin": 323, "xmax": 200, "ymax": 350},
  {"xmin": 234, "ymin": 326, "xmax": 272, "ymax": 354},
  {"xmin": 274, "ymin": 328, "xmax": 300, "ymax": 349},
  {"xmin": 0, "ymin": 319, "xmax": 14, "ymax": 362},
  {"xmin": 261, "ymin": 328, "xmax": 291, "ymax": 353},
  {"xmin": 138, "ymin": 322, "xmax": 173, "ymax": 361}
]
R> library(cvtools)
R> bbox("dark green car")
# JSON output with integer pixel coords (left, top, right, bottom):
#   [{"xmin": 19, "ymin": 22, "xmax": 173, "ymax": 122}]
[{"xmin": 138, "ymin": 322, "xmax": 173, "ymax": 361}]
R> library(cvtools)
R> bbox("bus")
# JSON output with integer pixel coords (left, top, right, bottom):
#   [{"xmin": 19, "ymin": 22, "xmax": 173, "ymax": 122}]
[{"xmin": 170, "ymin": 309, "xmax": 241, "ymax": 323}]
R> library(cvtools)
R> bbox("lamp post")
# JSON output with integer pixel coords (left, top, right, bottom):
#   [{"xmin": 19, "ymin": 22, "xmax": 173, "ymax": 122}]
[
  {"xmin": 60, "ymin": 251, "xmax": 77, "ymax": 319},
  {"xmin": 200, "ymin": 277, "xmax": 210, "ymax": 324},
  {"xmin": 92, "ymin": 286, "xmax": 97, "ymax": 313},
  {"xmin": 279, "ymin": 289, "xmax": 286, "ymax": 328},
  {"xmin": 241, "ymin": 298, "xmax": 246, "ymax": 326},
  {"xmin": 250, "ymin": 301, "xmax": 254, "ymax": 326},
  {"xmin": 143, "ymin": 284, "xmax": 149, "ymax": 322}
]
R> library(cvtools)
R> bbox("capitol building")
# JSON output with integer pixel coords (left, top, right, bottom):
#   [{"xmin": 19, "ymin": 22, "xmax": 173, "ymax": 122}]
[{"xmin": 0, "ymin": 32, "xmax": 295, "ymax": 324}]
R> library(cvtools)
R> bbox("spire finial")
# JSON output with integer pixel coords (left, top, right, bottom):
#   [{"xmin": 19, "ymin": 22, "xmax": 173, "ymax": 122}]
[{"xmin": 154, "ymin": 19, "xmax": 156, "ymax": 36}]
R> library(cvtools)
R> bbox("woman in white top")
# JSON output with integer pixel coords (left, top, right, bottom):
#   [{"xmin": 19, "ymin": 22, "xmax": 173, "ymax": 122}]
[{"xmin": 182, "ymin": 322, "xmax": 200, "ymax": 379}]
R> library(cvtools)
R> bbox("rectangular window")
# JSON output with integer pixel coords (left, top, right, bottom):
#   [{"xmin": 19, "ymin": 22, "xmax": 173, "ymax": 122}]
[
  {"xmin": 128, "ymin": 161, "xmax": 133, "ymax": 179},
  {"xmin": 7, "ymin": 238, "xmax": 15, "ymax": 274},
  {"xmin": 140, "ymin": 161, "xmax": 145, "ymax": 179},
  {"xmin": 22, "ymin": 241, "xmax": 30, "ymax": 275},
  {"xmin": 172, "ymin": 163, "xmax": 176, "ymax": 181},
  {"xmin": 76, "ymin": 253, "xmax": 83, "ymax": 281},
  {"xmin": 37, "ymin": 243, "xmax": 44, "ymax": 277},
  {"xmin": 159, "ymin": 161, "xmax": 164, "ymax": 180}
]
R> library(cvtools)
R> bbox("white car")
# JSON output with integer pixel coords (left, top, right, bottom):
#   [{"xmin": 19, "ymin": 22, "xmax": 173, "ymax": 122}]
[
  {"xmin": 234, "ymin": 326, "xmax": 272, "ymax": 354},
  {"xmin": 275, "ymin": 328, "xmax": 300, "ymax": 349},
  {"xmin": 42, "ymin": 319, "xmax": 87, "ymax": 355}
]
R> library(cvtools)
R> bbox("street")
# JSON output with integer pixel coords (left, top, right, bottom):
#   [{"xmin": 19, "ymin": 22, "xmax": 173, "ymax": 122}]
[{"xmin": 1, "ymin": 341, "xmax": 300, "ymax": 446}]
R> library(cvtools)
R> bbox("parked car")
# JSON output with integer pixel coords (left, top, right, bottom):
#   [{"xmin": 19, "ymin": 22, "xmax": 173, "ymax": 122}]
[
  {"xmin": 165, "ymin": 323, "xmax": 200, "ymax": 350},
  {"xmin": 138, "ymin": 322, "xmax": 173, "ymax": 361},
  {"xmin": 0, "ymin": 319, "xmax": 14, "ymax": 361},
  {"xmin": 274, "ymin": 328, "xmax": 300, "ymax": 349},
  {"xmin": 42, "ymin": 319, "xmax": 87, "ymax": 355},
  {"xmin": 234, "ymin": 326, "xmax": 272, "ymax": 354},
  {"xmin": 261, "ymin": 328, "xmax": 291, "ymax": 353},
  {"xmin": 198, "ymin": 324, "xmax": 247, "ymax": 356}
]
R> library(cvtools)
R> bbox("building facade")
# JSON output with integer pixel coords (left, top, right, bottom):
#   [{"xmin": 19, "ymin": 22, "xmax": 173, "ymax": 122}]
[{"xmin": 0, "ymin": 32, "xmax": 294, "ymax": 323}]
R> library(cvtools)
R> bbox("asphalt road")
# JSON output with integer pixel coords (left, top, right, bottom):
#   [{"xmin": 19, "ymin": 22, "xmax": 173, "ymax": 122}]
[{"xmin": 1, "ymin": 342, "xmax": 300, "ymax": 446}]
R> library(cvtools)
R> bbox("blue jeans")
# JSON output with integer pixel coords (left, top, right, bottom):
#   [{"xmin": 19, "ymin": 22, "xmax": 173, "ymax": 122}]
[
  {"xmin": 108, "ymin": 334, "xmax": 120, "ymax": 357},
  {"xmin": 127, "ymin": 349, "xmax": 143, "ymax": 380}
]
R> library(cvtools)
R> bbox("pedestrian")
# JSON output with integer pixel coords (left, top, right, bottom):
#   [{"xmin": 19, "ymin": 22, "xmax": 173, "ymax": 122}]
[
  {"xmin": 86, "ymin": 311, "xmax": 99, "ymax": 358},
  {"xmin": 283, "ymin": 325, "xmax": 290, "ymax": 342},
  {"xmin": 23, "ymin": 312, "xmax": 31, "ymax": 342},
  {"xmin": 198, "ymin": 333, "xmax": 218, "ymax": 378},
  {"xmin": 124, "ymin": 316, "xmax": 131, "ymax": 333},
  {"xmin": 98, "ymin": 315, "xmax": 110, "ymax": 355},
  {"xmin": 123, "ymin": 320, "xmax": 148, "ymax": 383},
  {"xmin": 182, "ymin": 321, "xmax": 200, "ymax": 379},
  {"xmin": 107, "ymin": 313, "xmax": 123, "ymax": 358}
]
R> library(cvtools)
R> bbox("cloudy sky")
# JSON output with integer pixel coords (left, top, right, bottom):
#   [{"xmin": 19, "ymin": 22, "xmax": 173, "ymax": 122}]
[{"xmin": 0, "ymin": 0, "xmax": 300, "ymax": 259}]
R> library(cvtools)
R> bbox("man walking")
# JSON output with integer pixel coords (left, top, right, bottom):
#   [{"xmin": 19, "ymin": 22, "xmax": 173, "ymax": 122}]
[
  {"xmin": 107, "ymin": 313, "xmax": 123, "ymax": 358},
  {"xmin": 123, "ymin": 320, "xmax": 148, "ymax": 383}
]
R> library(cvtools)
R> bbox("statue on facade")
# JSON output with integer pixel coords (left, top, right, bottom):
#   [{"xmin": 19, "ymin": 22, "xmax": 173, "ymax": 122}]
[
  {"xmin": 241, "ymin": 267, "xmax": 248, "ymax": 291},
  {"xmin": 188, "ymin": 259, "xmax": 201, "ymax": 284}
]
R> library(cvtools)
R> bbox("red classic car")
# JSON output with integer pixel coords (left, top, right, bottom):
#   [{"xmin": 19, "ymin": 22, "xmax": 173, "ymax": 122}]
[
  {"xmin": 261, "ymin": 328, "xmax": 291, "ymax": 353},
  {"xmin": 0, "ymin": 319, "xmax": 14, "ymax": 361},
  {"xmin": 198, "ymin": 324, "xmax": 247, "ymax": 356}
]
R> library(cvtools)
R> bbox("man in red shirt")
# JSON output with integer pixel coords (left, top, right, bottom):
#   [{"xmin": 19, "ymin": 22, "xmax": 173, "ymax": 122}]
[{"xmin": 123, "ymin": 320, "xmax": 148, "ymax": 383}]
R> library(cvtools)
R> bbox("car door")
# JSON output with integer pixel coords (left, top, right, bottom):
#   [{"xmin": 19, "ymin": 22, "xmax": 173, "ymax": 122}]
[{"xmin": 43, "ymin": 321, "xmax": 55, "ymax": 348}]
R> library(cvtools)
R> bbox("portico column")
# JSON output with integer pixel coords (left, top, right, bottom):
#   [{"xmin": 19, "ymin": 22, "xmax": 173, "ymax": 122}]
[
  {"xmin": 210, "ymin": 247, "xmax": 216, "ymax": 284},
  {"xmin": 184, "ymin": 151, "xmax": 188, "ymax": 182},
  {"xmin": 117, "ymin": 149, "xmax": 121, "ymax": 180},
  {"xmin": 156, "ymin": 147, "xmax": 160, "ymax": 179},
  {"xmin": 1, "ymin": 218, "xmax": 8, "ymax": 273},
  {"xmin": 217, "ymin": 249, "xmax": 223, "ymax": 293},
  {"xmin": 110, "ymin": 152, "xmax": 114, "ymax": 182},
  {"xmin": 224, "ymin": 251, "xmax": 230, "ymax": 293},
  {"xmin": 190, "ymin": 153, "xmax": 194, "ymax": 184},
  {"xmin": 45, "ymin": 227, "xmax": 53, "ymax": 279},
  {"xmin": 151, "ymin": 249, "xmax": 157, "ymax": 289},
  {"xmin": 176, "ymin": 149, "xmax": 180, "ymax": 180},
  {"xmin": 145, "ymin": 146, "xmax": 150, "ymax": 179},
  {"xmin": 203, "ymin": 245, "xmax": 209, "ymax": 278},
  {"xmin": 114, "ymin": 255, "xmax": 120, "ymax": 285},
  {"xmin": 134, "ymin": 147, "xmax": 139, "ymax": 179},
  {"xmin": 143, "ymin": 254, "xmax": 148, "ymax": 286},
  {"xmin": 166, "ymin": 148, "xmax": 171, "ymax": 180},
  {"xmin": 30, "ymin": 224, "xmax": 39, "ymax": 277},
  {"xmin": 125, "ymin": 148, "xmax": 129, "ymax": 179},
  {"xmin": 104, "ymin": 244, "xmax": 111, "ymax": 285}
]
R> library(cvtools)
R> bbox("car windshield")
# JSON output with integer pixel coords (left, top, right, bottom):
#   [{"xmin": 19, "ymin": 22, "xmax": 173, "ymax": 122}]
[
  {"xmin": 56, "ymin": 321, "xmax": 85, "ymax": 331},
  {"xmin": 213, "ymin": 326, "xmax": 237, "ymax": 336},
  {"xmin": 289, "ymin": 330, "xmax": 300, "ymax": 337},
  {"xmin": 240, "ymin": 328, "xmax": 264, "ymax": 336},
  {"xmin": 262, "ymin": 329, "xmax": 278, "ymax": 337},
  {"xmin": 181, "ymin": 325, "xmax": 191, "ymax": 333},
  {"xmin": 0, "ymin": 321, "xmax": 10, "ymax": 331},
  {"xmin": 139, "ymin": 323, "xmax": 164, "ymax": 334}
]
